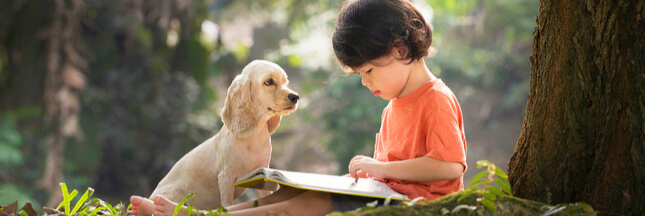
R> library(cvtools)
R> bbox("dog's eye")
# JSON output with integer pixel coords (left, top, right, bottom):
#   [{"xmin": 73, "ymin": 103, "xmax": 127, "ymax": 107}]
[{"xmin": 264, "ymin": 79, "xmax": 274, "ymax": 86}]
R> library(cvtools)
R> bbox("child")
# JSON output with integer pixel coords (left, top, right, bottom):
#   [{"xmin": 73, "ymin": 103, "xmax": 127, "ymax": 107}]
[{"xmin": 129, "ymin": 0, "xmax": 466, "ymax": 215}]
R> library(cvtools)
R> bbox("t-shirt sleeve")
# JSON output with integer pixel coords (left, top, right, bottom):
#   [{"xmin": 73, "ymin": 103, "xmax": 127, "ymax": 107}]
[{"xmin": 425, "ymin": 108, "xmax": 467, "ymax": 170}]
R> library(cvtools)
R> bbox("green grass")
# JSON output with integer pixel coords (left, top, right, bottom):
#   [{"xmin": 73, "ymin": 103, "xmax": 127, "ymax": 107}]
[{"xmin": 54, "ymin": 183, "xmax": 227, "ymax": 216}]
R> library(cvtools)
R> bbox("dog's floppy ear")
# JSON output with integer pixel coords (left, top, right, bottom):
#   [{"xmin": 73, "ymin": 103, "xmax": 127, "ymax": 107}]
[
  {"xmin": 221, "ymin": 74, "xmax": 257, "ymax": 138},
  {"xmin": 267, "ymin": 115, "xmax": 281, "ymax": 134}
]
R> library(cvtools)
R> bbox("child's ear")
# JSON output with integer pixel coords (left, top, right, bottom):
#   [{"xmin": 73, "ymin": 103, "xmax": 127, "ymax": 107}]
[{"xmin": 391, "ymin": 45, "xmax": 408, "ymax": 59}]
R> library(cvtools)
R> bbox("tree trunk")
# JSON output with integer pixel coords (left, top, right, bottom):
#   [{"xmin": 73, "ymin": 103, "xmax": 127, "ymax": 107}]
[
  {"xmin": 507, "ymin": 0, "xmax": 645, "ymax": 214},
  {"xmin": 40, "ymin": 0, "xmax": 87, "ymax": 207}
]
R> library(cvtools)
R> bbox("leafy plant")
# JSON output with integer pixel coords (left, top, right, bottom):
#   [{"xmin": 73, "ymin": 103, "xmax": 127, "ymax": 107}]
[
  {"xmin": 457, "ymin": 160, "xmax": 513, "ymax": 213},
  {"xmin": 57, "ymin": 183, "xmax": 95, "ymax": 215},
  {"xmin": 55, "ymin": 183, "xmax": 131, "ymax": 216},
  {"xmin": 172, "ymin": 193, "xmax": 228, "ymax": 216}
]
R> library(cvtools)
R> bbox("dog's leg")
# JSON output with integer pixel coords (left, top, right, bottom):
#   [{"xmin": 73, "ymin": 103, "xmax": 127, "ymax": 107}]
[{"xmin": 217, "ymin": 169, "xmax": 235, "ymax": 207}]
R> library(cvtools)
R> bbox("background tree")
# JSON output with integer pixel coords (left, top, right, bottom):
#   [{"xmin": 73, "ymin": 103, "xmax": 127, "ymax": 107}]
[{"xmin": 507, "ymin": 0, "xmax": 645, "ymax": 214}]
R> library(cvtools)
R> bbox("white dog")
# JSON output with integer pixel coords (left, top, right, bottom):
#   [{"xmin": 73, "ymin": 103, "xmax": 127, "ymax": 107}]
[{"xmin": 150, "ymin": 60, "xmax": 299, "ymax": 209}]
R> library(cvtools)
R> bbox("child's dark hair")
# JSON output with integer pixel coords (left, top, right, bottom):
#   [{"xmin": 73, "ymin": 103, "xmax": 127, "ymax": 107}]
[{"xmin": 332, "ymin": 0, "xmax": 432, "ymax": 72}]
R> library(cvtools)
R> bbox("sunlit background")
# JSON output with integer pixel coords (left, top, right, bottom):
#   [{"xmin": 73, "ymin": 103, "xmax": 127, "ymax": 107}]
[{"xmin": 0, "ymin": 0, "xmax": 538, "ymax": 210}]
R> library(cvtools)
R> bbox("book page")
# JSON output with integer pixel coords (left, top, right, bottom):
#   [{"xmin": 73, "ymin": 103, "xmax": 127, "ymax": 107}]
[{"xmin": 276, "ymin": 170, "xmax": 408, "ymax": 200}]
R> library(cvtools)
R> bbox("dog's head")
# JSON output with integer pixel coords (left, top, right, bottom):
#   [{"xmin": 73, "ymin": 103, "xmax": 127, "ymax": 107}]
[{"xmin": 222, "ymin": 60, "xmax": 299, "ymax": 138}]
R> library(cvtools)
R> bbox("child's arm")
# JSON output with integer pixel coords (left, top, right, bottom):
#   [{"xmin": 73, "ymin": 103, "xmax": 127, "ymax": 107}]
[{"xmin": 349, "ymin": 155, "xmax": 463, "ymax": 182}]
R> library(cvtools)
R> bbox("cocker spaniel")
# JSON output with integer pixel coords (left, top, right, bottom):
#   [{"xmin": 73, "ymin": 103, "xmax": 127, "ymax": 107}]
[{"xmin": 149, "ymin": 60, "xmax": 299, "ymax": 209}]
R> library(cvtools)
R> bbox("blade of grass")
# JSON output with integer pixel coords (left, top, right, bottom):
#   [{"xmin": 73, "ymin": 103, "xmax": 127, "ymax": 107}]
[
  {"xmin": 173, "ymin": 193, "xmax": 196, "ymax": 216},
  {"xmin": 56, "ymin": 183, "xmax": 68, "ymax": 211},
  {"xmin": 71, "ymin": 187, "xmax": 94, "ymax": 214},
  {"xmin": 104, "ymin": 202, "xmax": 116, "ymax": 214},
  {"xmin": 57, "ymin": 183, "xmax": 78, "ymax": 215}
]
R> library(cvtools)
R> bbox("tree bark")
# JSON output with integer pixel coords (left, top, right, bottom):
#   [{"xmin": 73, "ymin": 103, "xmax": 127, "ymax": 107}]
[
  {"xmin": 507, "ymin": 0, "xmax": 645, "ymax": 214},
  {"xmin": 40, "ymin": 0, "xmax": 87, "ymax": 207}
]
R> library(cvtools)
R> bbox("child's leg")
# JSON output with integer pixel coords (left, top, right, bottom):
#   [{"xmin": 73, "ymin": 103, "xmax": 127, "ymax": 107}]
[
  {"xmin": 129, "ymin": 187, "xmax": 311, "ymax": 216},
  {"xmin": 226, "ymin": 190, "xmax": 333, "ymax": 216},
  {"xmin": 226, "ymin": 187, "xmax": 306, "ymax": 211},
  {"xmin": 146, "ymin": 190, "xmax": 332, "ymax": 216}
]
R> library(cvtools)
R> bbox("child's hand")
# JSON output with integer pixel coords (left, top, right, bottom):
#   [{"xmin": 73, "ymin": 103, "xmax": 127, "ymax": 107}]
[{"xmin": 348, "ymin": 155, "xmax": 386, "ymax": 181}]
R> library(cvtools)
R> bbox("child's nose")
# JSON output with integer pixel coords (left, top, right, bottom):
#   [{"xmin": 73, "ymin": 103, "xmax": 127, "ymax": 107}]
[{"xmin": 361, "ymin": 75, "xmax": 371, "ymax": 87}]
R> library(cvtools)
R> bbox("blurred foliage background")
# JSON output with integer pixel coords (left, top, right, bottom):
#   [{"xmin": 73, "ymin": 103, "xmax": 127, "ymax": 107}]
[{"xmin": 0, "ymin": 0, "xmax": 538, "ymax": 209}]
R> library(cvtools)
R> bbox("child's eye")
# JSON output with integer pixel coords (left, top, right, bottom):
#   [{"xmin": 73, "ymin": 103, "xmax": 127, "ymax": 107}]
[{"xmin": 366, "ymin": 68, "xmax": 373, "ymax": 74}]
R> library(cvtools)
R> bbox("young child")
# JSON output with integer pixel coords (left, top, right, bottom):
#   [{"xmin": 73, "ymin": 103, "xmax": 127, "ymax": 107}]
[{"xmin": 129, "ymin": 0, "xmax": 466, "ymax": 215}]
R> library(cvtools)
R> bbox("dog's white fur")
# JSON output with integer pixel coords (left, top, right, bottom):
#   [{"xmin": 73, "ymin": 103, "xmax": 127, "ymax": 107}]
[{"xmin": 150, "ymin": 60, "xmax": 299, "ymax": 209}]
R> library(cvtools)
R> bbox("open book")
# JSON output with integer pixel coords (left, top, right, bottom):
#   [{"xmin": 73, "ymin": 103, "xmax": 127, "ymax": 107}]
[{"xmin": 233, "ymin": 167, "xmax": 410, "ymax": 201}]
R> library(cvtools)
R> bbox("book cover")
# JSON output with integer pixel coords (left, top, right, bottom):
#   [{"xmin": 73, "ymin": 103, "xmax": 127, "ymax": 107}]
[{"xmin": 234, "ymin": 167, "xmax": 410, "ymax": 201}]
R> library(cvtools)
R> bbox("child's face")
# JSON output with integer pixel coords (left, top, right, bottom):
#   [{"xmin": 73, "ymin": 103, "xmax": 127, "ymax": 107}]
[{"xmin": 355, "ymin": 54, "xmax": 412, "ymax": 100}]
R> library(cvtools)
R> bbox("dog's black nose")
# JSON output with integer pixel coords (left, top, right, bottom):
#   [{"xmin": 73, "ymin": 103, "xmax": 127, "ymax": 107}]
[{"xmin": 288, "ymin": 93, "xmax": 299, "ymax": 103}]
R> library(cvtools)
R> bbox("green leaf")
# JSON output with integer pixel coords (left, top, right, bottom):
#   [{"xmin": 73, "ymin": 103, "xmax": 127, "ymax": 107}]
[
  {"xmin": 482, "ymin": 191, "xmax": 496, "ymax": 201},
  {"xmin": 466, "ymin": 179, "xmax": 488, "ymax": 189},
  {"xmin": 485, "ymin": 186, "xmax": 504, "ymax": 197},
  {"xmin": 470, "ymin": 171, "xmax": 489, "ymax": 186},
  {"xmin": 104, "ymin": 202, "xmax": 117, "ymax": 214},
  {"xmin": 57, "ymin": 183, "xmax": 78, "ymax": 215},
  {"xmin": 494, "ymin": 179, "xmax": 512, "ymax": 195},
  {"xmin": 71, "ymin": 187, "xmax": 94, "ymax": 214},
  {"xmin": 457, "ymin": 188, "xmax": 480, "ymax": 202},
  {"xmin": 476, "ymin": 160, "xmax": 492, "ymax": 169},
  {"xmin": 174, "ymin": 193, "xmax": 196, "ymax": 216},
  {"xmin": 215, "ymin": 206, "xmax": 228, "ymax": 214},
  {"xmin": 494, "ymin": 167, "xmax": 508, "ymax": 179},
  {"xmin": 481, "ymin": 198, "xmax": 496, "ymax": 212},
  {"xmin": 184, "ymin": 206, "xmax": 198, "ymax": 216}
]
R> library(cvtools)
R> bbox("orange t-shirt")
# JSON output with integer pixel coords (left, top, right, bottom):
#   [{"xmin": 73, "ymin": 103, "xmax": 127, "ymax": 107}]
[{"xmin": 373, "ymin": 79, "xmax": 467, "ymax": 200}]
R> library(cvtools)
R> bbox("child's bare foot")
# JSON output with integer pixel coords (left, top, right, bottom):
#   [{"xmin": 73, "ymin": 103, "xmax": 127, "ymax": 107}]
[
  {"xmin": 129, "ymin": 195, "xmax": 155, "ymax": 216},
  {"xmin": 152, "ymin": 195, "xmax": 180, "ymax": 216},
  {"xmin": 130, "ymin": 195, "xmax": 189, "ymax": 216}
]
